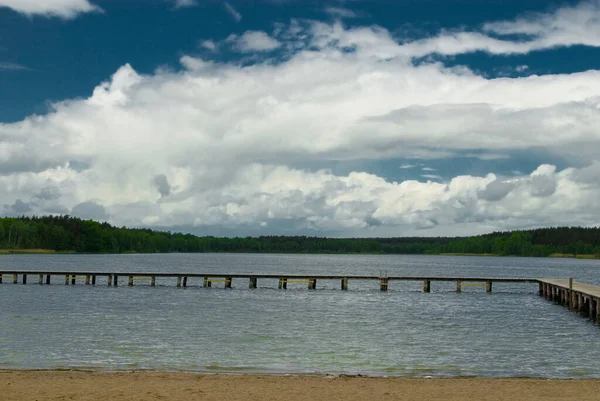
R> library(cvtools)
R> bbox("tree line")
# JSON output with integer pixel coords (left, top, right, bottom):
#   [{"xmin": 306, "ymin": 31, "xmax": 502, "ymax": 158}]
[{"xmin": 0, "ymin": 215, "xmax": 599, "ymax": 257}]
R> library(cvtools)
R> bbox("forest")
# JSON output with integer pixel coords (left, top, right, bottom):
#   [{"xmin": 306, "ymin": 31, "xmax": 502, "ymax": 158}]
[{"xmin": 0, "ymin": 215, "xmax": 599, "ymax": 257}]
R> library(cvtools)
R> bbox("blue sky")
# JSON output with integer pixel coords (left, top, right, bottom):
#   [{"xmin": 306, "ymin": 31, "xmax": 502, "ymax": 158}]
[{"xmin": 2, "ymin": 0, "xmax": 600, "ymax": 236}]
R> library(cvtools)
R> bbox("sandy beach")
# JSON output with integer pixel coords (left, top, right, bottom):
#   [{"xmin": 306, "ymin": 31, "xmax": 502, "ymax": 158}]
[{"xmin": 2, "ymin": 371, "xmax": 600, "ymax": 401}]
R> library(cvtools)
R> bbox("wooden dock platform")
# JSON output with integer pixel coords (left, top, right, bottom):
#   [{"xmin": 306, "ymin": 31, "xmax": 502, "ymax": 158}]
[
  {"xmin": 1, "ymin": 270, "xmax": 599, "ymax": 323},
  {"xmin": 539, "ymin": 278, "xmax": 600, "ymax": 322}
]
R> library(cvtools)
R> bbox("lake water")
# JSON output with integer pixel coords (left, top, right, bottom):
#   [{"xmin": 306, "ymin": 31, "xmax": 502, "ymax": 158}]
[{"xmin": 1, "ymin": 253, "xmax": 599, "ymax": 377}]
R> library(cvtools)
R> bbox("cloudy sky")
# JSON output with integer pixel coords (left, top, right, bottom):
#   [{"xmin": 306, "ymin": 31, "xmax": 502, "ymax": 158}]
[{"xmin": 1, "ymin": 0, "xmax": 600, "ymax": 237}]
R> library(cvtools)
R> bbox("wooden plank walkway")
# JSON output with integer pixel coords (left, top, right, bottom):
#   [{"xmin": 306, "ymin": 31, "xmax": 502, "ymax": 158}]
[
  {"xmin": 0, "ymin": 270, "xmax": 538, "ymax": 292},
  {"xmin": 538, "ymin": 278, "xmax": 600, "ymax": 322}
]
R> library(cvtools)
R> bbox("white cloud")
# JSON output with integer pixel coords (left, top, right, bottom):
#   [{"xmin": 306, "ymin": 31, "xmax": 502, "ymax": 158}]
[
  {"xmin": 174, "ymin": 0, "xmax": 197, "ymax": 8},
  {"xmin": 200, "ymin": 40, "xmax": 217, "ymax": 51},
  {"xmin": 224, "ymin": 1, "xmax": 242, "ymax": 22},
  {"xmin": 422, "ymin": 167, "xmax": 436, "ymax": 171},
  {"xmin": 516, "ymin": 65, "xmax": 529, "ymax": 72},
  {"xmin": 325, "ymin": 6, "xmax": 357, "ymax": 19},
  {"xmin": 0, "ymin": 62, "xmax": 30, "ymax": 71},
  {"xmin": 0, "ymin": 0, "xmax": 100, "ymax": 18},
  {"xmin": 228, "ymin": 31, "xmax": 281, "ymax": 52},
  {"xmin": 3, "ymin": 5, "xmax": 600, "ymax": 234}
]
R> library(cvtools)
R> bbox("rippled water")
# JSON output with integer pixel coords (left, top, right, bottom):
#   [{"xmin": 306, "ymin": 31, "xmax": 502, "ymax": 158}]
[{"xmin": 0, "ymin": 253, "xmax": 599, "ymax": 377}]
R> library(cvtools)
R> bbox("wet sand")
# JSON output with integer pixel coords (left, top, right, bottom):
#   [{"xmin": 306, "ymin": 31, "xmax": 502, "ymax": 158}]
[{"xmin": 2, "ymin": 371, "xmax": 600, "ymax": 400}]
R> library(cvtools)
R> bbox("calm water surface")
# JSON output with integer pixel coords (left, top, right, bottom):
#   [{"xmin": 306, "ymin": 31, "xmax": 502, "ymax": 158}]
[{"xmin": 0, "ymin": 253, "xmax": 599, "ymax": 377}]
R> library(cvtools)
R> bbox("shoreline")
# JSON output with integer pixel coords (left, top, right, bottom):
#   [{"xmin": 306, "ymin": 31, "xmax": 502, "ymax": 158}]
[
  {"xmin": 1, "ymin": 249, "xmax": 599, "ymax": 259},
  {"xmin": 3, "ymin": 370, "xmax": 600, "ymax": 401}
]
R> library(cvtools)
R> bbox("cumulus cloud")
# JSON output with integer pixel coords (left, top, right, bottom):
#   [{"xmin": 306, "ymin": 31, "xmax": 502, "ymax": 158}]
[
  {"xmin": 3, "ymin": 4, "xmax": 600, "ymax": 235},
  {"xmin": 71, "ymin": 201, "xmax": 108, "ymax": 221},
  {"xmin": 200, "ymin": 40, "xmax": 217, "ymax": 51},
  {"xmin": 0, "ymin": 0, "xmax": 100, "ymax": 18},
  {"xmin": 228, "ymin": 31, "xmax": 281, "ymax": 52},
  {"xmin": 478, "ymin": 178, "xmax": 515, "ymax": 201}
]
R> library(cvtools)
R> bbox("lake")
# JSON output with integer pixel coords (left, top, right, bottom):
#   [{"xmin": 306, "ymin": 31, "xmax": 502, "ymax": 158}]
[{"xmin": 0, "ymin": 253, "xmax": 599, "ymax": 377}]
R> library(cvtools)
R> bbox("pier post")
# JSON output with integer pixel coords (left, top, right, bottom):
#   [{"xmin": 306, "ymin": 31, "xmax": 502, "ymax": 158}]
[
  {"xmin": 578, "ymin": 293, "xmax": 583, "ymax": 312},
  {"xmin": 591, "ymin": 298, "xmax": 597, "ymax": 320},
  {"xmin": 129, "ymin": 276, "xmax": 134, "ymax": 287},
  {"xmin": 0, "ymin": 276, "xmax": 2, "ymax": 284},
  {"xmin": 91, "ymin": 275, "xmax": 96, "ymax": 285},
  {"xmin": 308, "ymin": 278, "xmax": 316, "ymax": 290},
  {"xmin": 38, "ymin": 274, "xmax": 43, "ymax": 285},
  {"xmin": 176, "ymin": 276, "xmax": 182, "ymax": 288},
  {"xmin": 22, "ymin": 274, "xmax": 27, "ymax": 285},
  {"xmin": 12, "ymin": 273, "xmax": 17, "ymax": 284},
  {"xmin": 249, "ymin": 277, "xmax": 257, "ymax": 289},
  {"xmin": 183, "ymin": 277, "xmax": 188, "ymax": 288},
  {"xmin": 151, "ymin": 276, "xmax": 156, "ymax": 287},
  {"xmin": 203, "ymin": 277, "xmax": 211, "ymax": 288},
  {"xmin": 71, "ymin": 275, "xmax": 76, "ymax": 285},
  {"xmin": 423, "ymin": 279, "xmax": 430, "ymax": 293},
  {"xmin": 108, "ymin": 274, "xmax": 113, "ymax": 286},
  {"xmin": 456, "ymin": 280, "xmax": 461, "ymax": 293},
  {"xmin": 596, "ymin": 298, "xmax": 600, "ymax": 321},
  {"xmin": 341, "ymin": 277, "xmax": 348, "ymax": 291},
  {"xmin": 86, "ymin": 275, "xmax": 90, "ymax": 285},
  {"xmin": 486, "ymin": 280, "xmax": 492, "ymax": 293},
  {"xmin": 279, "ymin": 278, "xmax": 287, "ymax": 289},
  {"xmin": 114, "ymin": 275, "xmax": 119, "ymax": 287},
  {"xmin": 380, "ymin": 278, "xmax": 388, "ymax": 291},
  {"xmin": 225, "ymin": 277, "xmax": 232, "ymax": 288},
  {"xmin": 65, "ymin": 274, "xmax": 69, "ymax": 285},
  {"xmin": 538, "ymin": 282, "xmax": 543, "ymax": 296}
]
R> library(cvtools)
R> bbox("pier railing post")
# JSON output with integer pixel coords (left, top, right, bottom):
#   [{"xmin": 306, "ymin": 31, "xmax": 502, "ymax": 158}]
[
  {"xmin": 225, "ymin": 277, "xmax": 232, "ymax": 289},
  {"xmin": 203, "ymin": 277, "xmax": 211, "ymax": 288},
  {"xmin": 456, "ymin": 280, "xmax": 461, "ymax": 293},
  {"xmin": 308, "ymin": 278, "xmax": 316, "ymax": 290},
  {"xmin": 249, "ymin": 277, "xmax": 257, "ymax": 289},
  {"xmin": 341, "ymin": 277, "xmax": 348, "ymax": 291},
  {"xmin": 22, "ymin": 274, "xmax": 27, "ymax": 285},
  {"xmin": 176, "ymin": 276, "xmax": 182, "ymax": 288},
  {"xmin": 151, "ymin": 276, "xmax": 156, "ymax": 287},
  {"xmin": 114, "ymin": 275, "xmax": 119, "ymax": 287},
  {"xmin": 486, "ymin": 280, "xmax": 492, "ymax": 293},
  {"xmin": 108, "ymin": 274, "xmax": 113, "ymax": 287},
  {"xmin": 71, "ymin": 275, "xmax": 76, "ymax": 285},
  {"xmin": 423, "ymin": 279, "xmax": 430, "ymax": 293},
  {"xmin": 183, "ymin": 277, "xmax": 188, "ymax": 288},
  {"xmin": 278, "ymin": 278, "xmax": 287, "ymax": 289},
  {"xmin": 91, "ymin": 275, "xmax": 96, "ymax": 285},
  {"xmin": 38, "ymin": 274, "xmax": 43, "ymax": 285},
  {"xmin": 129, "ymin": 275, "xmax": 134, "ymax": 287},
  {"xmin": 12, "ymin": 273, "xmax": 17, "ymax": 284},
  {"xmin": 86, "ymin": 275, "xmax": 90, "ymax": 286}
]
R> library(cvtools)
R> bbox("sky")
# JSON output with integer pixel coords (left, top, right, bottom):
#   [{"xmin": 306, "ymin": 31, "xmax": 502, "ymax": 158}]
[{"xmin": 1, "ymin": 0, "xmax": 600, "ymax": 237}]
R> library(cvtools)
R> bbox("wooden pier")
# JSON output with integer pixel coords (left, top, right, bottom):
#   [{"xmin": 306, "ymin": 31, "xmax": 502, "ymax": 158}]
[
  {"xmin": 539, "ymin": 278, "xmax": 600, "ymax": 322},
  {"xmin": 0, "ymin": 271, "xmax": 537, "ymax": 291},
  {"xmin": 1, "ymin": 270, "xmax": 599, "ymax": 323}
]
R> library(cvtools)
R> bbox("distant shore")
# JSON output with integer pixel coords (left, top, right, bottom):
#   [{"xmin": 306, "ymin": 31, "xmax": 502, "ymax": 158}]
[
  {"xmin": 2, "ymin": 371, "xmax": 600, "ymax": 401},
  {"xmin": 1, "ymin": 249, "xmax": 599, "ymax": 259}
]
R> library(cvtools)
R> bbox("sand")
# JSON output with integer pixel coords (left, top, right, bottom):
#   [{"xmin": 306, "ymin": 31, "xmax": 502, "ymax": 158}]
[{"xmin": 2, "ymin": 371, "xmax": 600, "ymax": 400}]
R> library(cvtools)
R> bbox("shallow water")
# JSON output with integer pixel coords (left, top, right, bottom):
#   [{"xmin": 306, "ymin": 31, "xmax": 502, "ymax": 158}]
[{"xmin": 0, "ymin": 253, "xmax": 599, "ymax": 377}]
